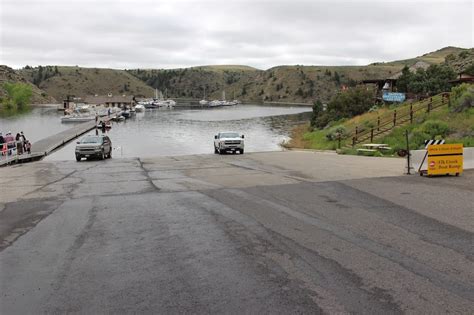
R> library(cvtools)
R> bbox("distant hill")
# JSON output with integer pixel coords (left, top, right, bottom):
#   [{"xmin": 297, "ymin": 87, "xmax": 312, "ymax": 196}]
[
  {"xmin": 371, "ymin": 46, "xmax": 468, "ymax": 67},
  {"xmin": 126, "ymin": 64, "xmax": 402, "ymax": 103},
  {"xmin": 18, "ymin": 66, "xmax": 156, "ymax": 101},
  {"xmin": 10, "ymin": 46, "xmax": 473, "ymax": 104},
  {"xmin": 0, "ymin": 65, "xmax": 56, "ymax": 104}
]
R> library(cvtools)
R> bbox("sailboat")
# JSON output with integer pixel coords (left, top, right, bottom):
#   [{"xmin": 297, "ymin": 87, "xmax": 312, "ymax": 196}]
[
  {"xmin": 152, "ymin": 89, "xmax": 176, "ymax": 108},
  {"xmin": 221, "ymin": 90, "xmax": 237, "ymax": 106},
  {"xmin": 199, "ymin": 87, "xmax": 209, "ymax": 105}
]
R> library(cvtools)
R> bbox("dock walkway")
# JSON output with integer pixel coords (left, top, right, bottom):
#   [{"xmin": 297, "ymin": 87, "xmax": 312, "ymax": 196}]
[{"xmin": 1, "ymin": 115, "xmax": 117, "ymax": 167}]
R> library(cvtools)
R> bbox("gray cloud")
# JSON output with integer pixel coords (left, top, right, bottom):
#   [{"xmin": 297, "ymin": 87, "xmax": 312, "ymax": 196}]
[{"xmin": 0, "ymin": 0, "xmax": 472, "ymax": 69}]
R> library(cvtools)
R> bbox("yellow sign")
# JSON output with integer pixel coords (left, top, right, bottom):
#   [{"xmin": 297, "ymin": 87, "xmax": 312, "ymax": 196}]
[{"xmin": 427, "ymin": 143, "xmax": 463, "ymax": 175}]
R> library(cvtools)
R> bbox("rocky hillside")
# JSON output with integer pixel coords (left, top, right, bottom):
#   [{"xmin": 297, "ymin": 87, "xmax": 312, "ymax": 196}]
[
  {"xmin": 0, "ymin": 65, "xmax": 56, "ymax": 104},
  {"xmin": 444, "ymin": 48, "xmax": 474, "ymax": 73},
  {"xmin": 18, "ymin": 66, "xmax": 156, "ymax": 101}
]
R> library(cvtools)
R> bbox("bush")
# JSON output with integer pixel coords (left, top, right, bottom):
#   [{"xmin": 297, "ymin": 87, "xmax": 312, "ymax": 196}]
[
  {"xmin": 409, "ymin": 130, "xmax": 430, "ymax": 149},
  {"xmin": 450, "ymin": 83, "xmax": 474, "ymax": 112},
  {"xmin": 325, "ymin": 125, "xmax": 348, "ymax": 141},
  {"xmin": 421, "ymin": 120, "xmax": 450, "ymax": 137},
  {"xmin": 1, "ymin": 82, "xmax": 33, "ymax": 115}
]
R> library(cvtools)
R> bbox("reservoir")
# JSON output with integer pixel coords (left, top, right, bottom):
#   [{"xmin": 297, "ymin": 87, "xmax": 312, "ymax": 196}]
[{"xmin": 1, "ymin": 105, "xmax": 311, "ymax": 160}]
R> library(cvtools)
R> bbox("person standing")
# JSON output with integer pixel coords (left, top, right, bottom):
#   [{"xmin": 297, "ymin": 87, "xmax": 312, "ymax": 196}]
[
  {"xmin": 0, "ymin": 132, "xmax": 5, "ymax": 156},
  {"xmin": 5, "ymin": 132, "xmax": 15, "ymax": 155},
  {"xmin": 25, "ymin": 140, "xmax": 31, "ymax": 154},
  {"xmin": 15, "ymin": 133, "xmax": 23, "ymax": 155},
  {"xmin": 20, "ymin": 131, "xmax": 27, "ymax": 152}
]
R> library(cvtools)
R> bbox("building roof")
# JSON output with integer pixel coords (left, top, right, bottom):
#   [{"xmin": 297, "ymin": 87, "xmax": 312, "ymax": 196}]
[
  {"xmin": 449, "ymin": 73, "xmax": 474, "ymax": 84},
  {"xmin": 84, "ymin": 95, "xmax": 134, "ymax": 104}
]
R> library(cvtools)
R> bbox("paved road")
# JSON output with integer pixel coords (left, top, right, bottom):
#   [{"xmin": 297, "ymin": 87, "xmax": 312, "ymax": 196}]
[{"xmin": 1, "ymin": 151, "xmax": 473, "ymax": 313}]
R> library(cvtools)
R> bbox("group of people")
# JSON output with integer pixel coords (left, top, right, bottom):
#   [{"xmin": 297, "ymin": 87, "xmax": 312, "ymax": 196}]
[{"xmin": 0, "ymin": 131, "xmax": 31, "ymax": 156}]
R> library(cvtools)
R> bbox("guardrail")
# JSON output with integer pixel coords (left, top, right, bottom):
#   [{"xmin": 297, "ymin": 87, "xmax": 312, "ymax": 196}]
[
  {"xmin": 350, "ymin": 92, "xmax": 450, "ymax": 147},
  {"xmin": 1, "ymin": 141, "xmax": 21, "ymax": 165}
]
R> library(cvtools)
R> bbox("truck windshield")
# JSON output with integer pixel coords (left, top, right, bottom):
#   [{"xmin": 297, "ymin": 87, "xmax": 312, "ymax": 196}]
[
  {"xmin": 81, "ymin": 136, "xmax": 101, "ymax": 144},
  {"xmin": 220, "ymin": 133, "xmax": 239, "ymax": 138}
]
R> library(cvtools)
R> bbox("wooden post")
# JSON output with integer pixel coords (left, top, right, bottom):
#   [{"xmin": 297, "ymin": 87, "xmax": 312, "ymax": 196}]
[
  {"xmin": 370, "ymin": 128, "xmax": 374, "ymax": 143},
  {"xmin": 410, "ymin": 104, "xmax": 413, "ymax": 124},
  {"xmin": 406, "ymin": 129, "xmax": 411, "ymax": 175},
  {"xmin": 355, "ymin": 126, "xmax": 358, "ymax": 142},
  {"xmin": 393, "ymin": 110, "xmax": 397, "ymax": 126},
  {"xmin": 377, "ymin": 117, "xmax": 380, "ymax": 131},
  {"xmin": 427, "ymin": 100, "xmax": 432, "ymax": 113},
  {"xmin": 352, "ymin": 136, "xmax": 356, "ymax": 147}
]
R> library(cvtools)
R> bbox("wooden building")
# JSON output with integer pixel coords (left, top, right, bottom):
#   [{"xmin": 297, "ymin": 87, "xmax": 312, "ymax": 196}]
[
  {"xmin": 84, "ymin": 95, "xmax": 135, "ymax": 107},
  {"xmin": 449, "ymin": 73, "xmax": 474, "ymax": 85}
]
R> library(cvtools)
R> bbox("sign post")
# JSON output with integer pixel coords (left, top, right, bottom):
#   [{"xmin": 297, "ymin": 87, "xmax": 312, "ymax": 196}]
[{"xmin": 427, "ymin": 143, "xmax": 463, "ymax": 176}]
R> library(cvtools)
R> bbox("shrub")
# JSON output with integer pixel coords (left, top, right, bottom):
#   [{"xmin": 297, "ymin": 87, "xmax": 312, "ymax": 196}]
[
  {"xmin": 325, "ymin": 125, "xmax": 348, "ymax": 141},
  {"xmin": 419, "ymin": 120, "xmax": 450, "ymax": 138},
  {"xmin": 409, "ymin": 130, "xmax": 430, "ymax": 149},
  {"xmin": 1, "ymin": 82, "xmax": 33, "ymax": 114},
  {"xmin": 450, "ymin": 83, "xmax": 474, "ymax": 112}
]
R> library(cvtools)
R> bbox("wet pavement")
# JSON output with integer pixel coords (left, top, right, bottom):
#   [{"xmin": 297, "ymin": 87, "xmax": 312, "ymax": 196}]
[{"xmin": 1, "ymin": 151, "xmax": 473, "ymax": 313}]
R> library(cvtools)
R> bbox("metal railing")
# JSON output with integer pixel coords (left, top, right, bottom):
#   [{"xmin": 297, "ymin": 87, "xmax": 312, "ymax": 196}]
[{"xmin": 1, "ymin": 141, "xmax": 19, "ymax": 165}]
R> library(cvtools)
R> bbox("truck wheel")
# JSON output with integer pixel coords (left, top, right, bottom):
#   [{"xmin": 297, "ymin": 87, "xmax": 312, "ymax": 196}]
[
  {"xmin": 76, "ymin": 155, "xmax": 81, "ymax": 162},
  {"xmin": 240, "ymin": 149, "xmax": 244, "ymax": 154}
]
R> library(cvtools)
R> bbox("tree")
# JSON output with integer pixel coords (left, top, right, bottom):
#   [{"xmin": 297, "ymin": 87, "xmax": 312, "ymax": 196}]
[
  {"xmin": 395, "ymin": 66, "xmax": 413, "ymax": 93},
  {"xmin": 311, "ymin": 100, "xmax": 323, "ymax": 127},
  {"xmin": 1, "ymin": 82, "xmax": 33, "ymax": 114},
  {"xmin": 464, "ymin": 63, "xmax": 474, "ymax": 76},
  {"xmin": 334, "ymin": 71, "xmax": 340, "ymax": 85},
  {"xmin": 398, "ymin": 64, "xmax": 456, "ymax": 95},
  {"xmin": 313, "ymin": 85, "xmax": 374, "ymax": 129}
]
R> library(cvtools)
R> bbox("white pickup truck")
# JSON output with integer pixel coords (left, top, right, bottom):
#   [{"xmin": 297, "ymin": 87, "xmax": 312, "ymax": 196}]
[{"xmin": 214, "ymin": 132, "xmax": 245, "ymax": 154}]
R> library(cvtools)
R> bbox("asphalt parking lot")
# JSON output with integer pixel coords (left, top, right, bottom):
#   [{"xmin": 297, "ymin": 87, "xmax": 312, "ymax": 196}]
[{"xmin": 1, "ymin": 151, "xmax": 473, "ymax": 313}]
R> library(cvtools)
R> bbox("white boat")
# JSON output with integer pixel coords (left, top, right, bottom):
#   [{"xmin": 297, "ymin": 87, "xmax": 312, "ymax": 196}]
[
  {"xmin": 207, "ymin": 91, "xmax": 237, "ymax": 107},
  {"xmin": 75, "ymin": 103, "xmax": 91, "ymax": 112},
  {"xmin": 61, "ymin": 114, "xmax": 96, "ymax": 123},
  {"xmin": 134, "ymin": 104, "xmax": 145, "ymax": 112}
]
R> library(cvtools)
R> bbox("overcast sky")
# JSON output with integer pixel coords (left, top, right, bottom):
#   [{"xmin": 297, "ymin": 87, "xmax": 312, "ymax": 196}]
[{"xmin": 0, "ymin": 0, "xmax": 472, "ymax": 70}]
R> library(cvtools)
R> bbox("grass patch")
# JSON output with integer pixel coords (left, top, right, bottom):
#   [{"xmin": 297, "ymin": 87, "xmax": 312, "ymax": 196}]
[{"xmin": 287, "ymin": 97, "xmax": 473, "ymax": 154}]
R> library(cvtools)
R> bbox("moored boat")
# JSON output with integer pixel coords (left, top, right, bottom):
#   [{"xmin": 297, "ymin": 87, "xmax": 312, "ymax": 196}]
[{"xmin": 134, "ymin": 104, "xmax": 145, "ymax": 112}]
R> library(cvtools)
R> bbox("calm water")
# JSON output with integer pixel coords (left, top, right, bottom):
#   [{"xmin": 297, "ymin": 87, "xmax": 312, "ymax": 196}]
[
  {"xmin": 1, "ymin": 105, "xmax": 312, "ymax": 160},
  {"xmin": 0, "ymin": 106, "xmax": 70, "ymax": 142}
]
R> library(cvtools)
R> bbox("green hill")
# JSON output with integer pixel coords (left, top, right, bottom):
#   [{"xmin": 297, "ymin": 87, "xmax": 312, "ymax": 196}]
[
  {"xmin": 18, "ymin": 66, "xmax": 156, "ymax": 101},
  {"xmin": 0, "ymin": 65, "xmax": 56, "ymax": 104},
  {"xmin": 371, "ymin": 46, "xmax": 468, "ymax": 67}
]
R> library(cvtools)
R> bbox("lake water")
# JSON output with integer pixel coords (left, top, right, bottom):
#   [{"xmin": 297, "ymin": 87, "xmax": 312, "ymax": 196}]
[{"xmin": 0, "ymin": 105, "xmax": 311, "ymax": 161}]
